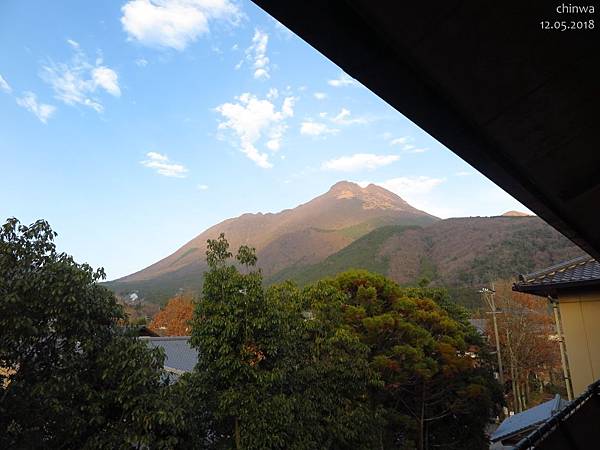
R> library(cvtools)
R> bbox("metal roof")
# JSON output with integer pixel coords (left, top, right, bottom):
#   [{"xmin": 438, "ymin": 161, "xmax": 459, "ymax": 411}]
[
  {"xmin": 491, "ymin": 395, "xmax": 568, "ymax": 443},
  {"xmin": 140, "ymin": 336, "xmax": 198, "ymax": 373},
  {"xmin": 514, "ymin": 379, "xmax": 600, "ymax": 450},
  {"xmin": 513, "ymin": 256, "xmax": 600, "ymax": 296}
]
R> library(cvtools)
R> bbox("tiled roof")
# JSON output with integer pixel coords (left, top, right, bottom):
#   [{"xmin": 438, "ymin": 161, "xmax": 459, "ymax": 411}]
[
  {"xmin": 491, "ymin": 395, "xmax": 569, "ymax": 443},
  {"xmin": 514, "ymin": 255, "xmax": 600, "ymax": 294},
  {"xmin": 140, "ymin": 336, "xmax": 198, "ymax": 373}
]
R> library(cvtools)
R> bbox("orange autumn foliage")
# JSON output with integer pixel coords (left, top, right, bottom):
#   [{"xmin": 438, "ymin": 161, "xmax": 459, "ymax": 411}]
[{"xmin": 149, "ymin": 294, "xmax": 194, "ymax": 336}]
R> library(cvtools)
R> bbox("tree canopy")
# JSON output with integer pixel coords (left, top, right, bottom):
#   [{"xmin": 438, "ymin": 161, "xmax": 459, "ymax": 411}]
[
  {"xmin": 149, "ymin": 293, "xmax": 195, "ymax": 336},
  {"xmin": 1, "ymin": 221, "xmax": 499, "ymax": 449},
  {"xmin": 186, "ymin": 234, "xmax": 499, "ymax": 450},
  {"xmin": 0, "ymin": 218, "xmax": 183, "ymax": 448}
]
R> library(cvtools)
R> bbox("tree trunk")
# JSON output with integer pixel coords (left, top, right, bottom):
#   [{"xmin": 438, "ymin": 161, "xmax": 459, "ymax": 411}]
[
  {"xmin": 417, "ymin": 383, "xmax": 426, "ymax": 450},
  {"xmin": 515, "ymin": 377, "xmax": 523, "ymax": 412},
  {"xmin": 235, "ymin": 417, "xmax": 241, "ymax": 450}
]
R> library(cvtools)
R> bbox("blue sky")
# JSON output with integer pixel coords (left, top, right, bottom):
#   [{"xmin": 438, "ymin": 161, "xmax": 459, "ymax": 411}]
[{"xmin": 0, "ymin": 0, "xmax": 531, "ymax": 280}]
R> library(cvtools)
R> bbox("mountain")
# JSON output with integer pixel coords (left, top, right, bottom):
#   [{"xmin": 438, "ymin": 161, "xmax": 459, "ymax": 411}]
[
  {"xmin": 269, "ymin": 216, "xmax": 583, "ymax": 307},
  {"xmin": 501, "ymin": 210, "xmax": 531, "ymax": 217},
  {"xmin": 105, "ymin": 181, "xmax": 438, "ymax": 304},
  {"xmin": 105, "ymin": 182, "xmax": 582, "ymax": 309}
]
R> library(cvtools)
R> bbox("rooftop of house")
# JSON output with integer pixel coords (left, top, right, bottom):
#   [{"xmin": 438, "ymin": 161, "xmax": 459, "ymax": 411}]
[
  {"xmin": 491, "ymin": 395, "xmax": 569, "ymax": 444},
  {"xmin": 140, "ymin": 336, "xmax": 197, "ymax": 374},
  {"xmin": 468, "ymin": 318, "xmax": 487, "ymax": 335},
  {"xmin": 513, "ymin": 379, "xmax": 600, "ymax": 450},
  {"xmin": 513, "ymin": 255, "xmax": 600, "ymax": 297}
]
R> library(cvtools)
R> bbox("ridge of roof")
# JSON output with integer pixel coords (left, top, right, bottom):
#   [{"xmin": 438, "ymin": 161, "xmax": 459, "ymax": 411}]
[
  {"xmin": 491, "ymin": 395, "xmax": 568, "ymax": 442},
  {"xmin": 519, "ymin": 255, "xmax": 593, "ymax": 283}
]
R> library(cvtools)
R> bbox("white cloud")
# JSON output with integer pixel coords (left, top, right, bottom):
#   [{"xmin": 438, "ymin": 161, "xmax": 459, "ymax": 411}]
[
  {"xmin": 135, "ymin": 57, "xmax": 148, "ymax": 67},
  {"xmin": 41, "ymin": 44, "xmax": 120, "ymax": 113},
  {"xmin": 91, "ymin": 66, "xmax": 121, "ymax": 96},
  {"xmin": 377, "ymin": 176, "xmax": 445, "ymax": 195},
  {"xmin": 197, "ymin": 184, "xmax": 209, "ymax": 190},
  {"xmin": 146, "ymin": 151, "xmax": 168, "ymax": 161},
  {"xmin": 243, "ymin": 29, "xmax": 270, "ymax": 80},
  {"xmin": 216, "ymin": 93, "xmax": 295, "ymax": 168},
  {"xmin": 390, "ymin": 137, "xmax": 410, "ymax": 146},
  {"xmin": 328, "ymin": 72, "xmax": 358, "ymax": 87},
  {"xmin": 16, "ymin": 92, "xmax": 56, "ymax": 124},
  {"xmin": 322, "ymin": 153, "xmax": 399, "ymax": 172},
  {"xmin": 313, "ymin": 92, "xmax": 327, "ymax": 100},
  {"xmin": 141, "ymin": 151, "xmax": 188, "ymax": 177},
  {"xmin": 330, "ymin": 108, "xmax": 368, "ymax": 125},
  {"xmin": 121, "ymin": 0, "xmax": 241, "ymax": 51},
  {"xmin": 386, "ymin": 135, "xmax": 426, "ymax": 153},
  {"xmin": 300, "ymin": 120, "xmax": 338, "ymax": 137},
  {"xmin": 300, "ymin": 108, "xmax": 368, "ymax": 138},
  {"xmin": 66, "ymin": 39, "xmax": 80, "ymax": 49},
  {"xmin": 0, "ymin": 74, "xmax": 11, "ymax": 93},
  {"xmin": 266, "ymin": 87, "xmax": 278, "ymax": 100}
]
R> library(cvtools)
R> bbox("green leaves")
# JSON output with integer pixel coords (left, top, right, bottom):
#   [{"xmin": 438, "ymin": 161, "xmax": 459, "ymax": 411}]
[
  {"xmin": 0, "ymin": 219, "xmax": 183, "ymax": 448},
  {"xmin": 189, "ymin": 235, "xmax": 383, "ymax": 450},
  {"xmin": 320, "ymin": 270, "xmax": 497, "ymax": 449},
  {"xmin": 1, "ymin": 221, "xmax": 496, "ymax": 449}
]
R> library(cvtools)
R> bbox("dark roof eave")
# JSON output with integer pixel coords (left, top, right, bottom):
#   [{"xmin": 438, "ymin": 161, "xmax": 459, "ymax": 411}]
[{"xmin": 513, "ymin": 279, "xmax": 600, "ymax": 297}]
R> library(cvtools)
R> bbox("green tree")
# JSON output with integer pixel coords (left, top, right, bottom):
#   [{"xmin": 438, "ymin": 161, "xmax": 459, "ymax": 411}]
[
  {"xmin": 0, "ymin": 218, "xmax": 183, "ymax": 448},
  {"xmin": 327, "ymin": 270, "xmax": 499, "ymax": 450},
  {"xmin": 189, "ymin": 234, "xmax": 382, "ymax": 450}
]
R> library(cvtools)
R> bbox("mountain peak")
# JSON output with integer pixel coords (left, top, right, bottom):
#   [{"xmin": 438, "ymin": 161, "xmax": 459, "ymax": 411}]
[
  {"xmin": 328, "ymin": 180, "xmax": 363, "ymax": 192},
  {"xmin": 326, "ymin": 181, "xmax": 419, "ymax": 212},
  {"xmin": 110, "ymin": 180, "xmax": 438, "ymax": 291},
  {"xmin": 502, "ymin": 210, "xmax": 531, "ymax": 217}
]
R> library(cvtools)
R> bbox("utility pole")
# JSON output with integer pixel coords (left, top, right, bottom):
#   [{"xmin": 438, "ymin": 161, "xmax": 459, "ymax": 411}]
[
  {"xmin": 549, "ymin": 296, "xmax": 574, "ymax": 400},
  {"xmin": 480, "ymin": 285, "xmax": 504, "ymax": 387}
]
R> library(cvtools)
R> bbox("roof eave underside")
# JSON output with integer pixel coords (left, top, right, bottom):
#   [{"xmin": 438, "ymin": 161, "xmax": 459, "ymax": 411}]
[{"xmin": 514, "ymin": 279, "xmax": 600, "ymax": 297}]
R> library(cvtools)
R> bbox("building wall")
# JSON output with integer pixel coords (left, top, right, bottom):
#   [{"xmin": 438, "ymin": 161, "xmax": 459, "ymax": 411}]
[{"xmin": 559, "ymin": 291, "xmax": 600, "ymax": 396}]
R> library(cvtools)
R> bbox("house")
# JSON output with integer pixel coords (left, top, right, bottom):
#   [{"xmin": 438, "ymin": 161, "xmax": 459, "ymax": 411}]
[
  {"xmin": 139, "ymin": 336, "xmax": 197, "ymax": 377},
  {"xmin": 514, "ymin": 255, "xmax": 600, "ymax": 397},
  {"xmin": 509, "ymin": 256, "xmax": 600, "ymax": 449},
  {"xmin": 512, "ymin": 378, "xmax": 600, "ymax": 450},
  {"xmin": 490, "ymin": 395, "xmax": 569, "ymax": 447}
]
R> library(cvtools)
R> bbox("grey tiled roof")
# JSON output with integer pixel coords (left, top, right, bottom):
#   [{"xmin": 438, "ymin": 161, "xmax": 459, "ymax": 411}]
[
  {"xmin": 514, "ymin": 255, "xmax": 600, "ymax": 293},
  {"xmin": 140, "ymin": 336, "xmax": 198, "ymax": 373},
  {"xmin": 491, "ymin": 395, "xmax": 569, "ymax": 442}
]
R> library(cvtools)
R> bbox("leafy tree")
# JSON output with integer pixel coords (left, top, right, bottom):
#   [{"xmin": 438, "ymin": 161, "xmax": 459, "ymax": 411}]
[
  {"xmin": 489, "ymin": 279, "xmax": 562, "ymax": 412},
  {"xmin": 189, "ymin": 234, "xmax": 382, "ymax": 450},
  {"xmin": 0, "ymin": 218, "xmax": 183, "ymax": 448},
  {"xmin": 149, "ymin": 293, "xmax": 195, "ymax": 336},
  {"xmin": 326, "ymin": 270, "xmax": 499, "ymax": 450}
]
